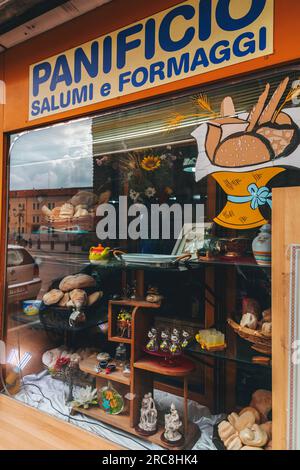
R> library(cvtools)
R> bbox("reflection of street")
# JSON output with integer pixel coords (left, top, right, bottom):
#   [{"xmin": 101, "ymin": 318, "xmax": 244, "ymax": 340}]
[{"xmin": 29, "ymin": 249, "xmax": 89, "ymax": 298}]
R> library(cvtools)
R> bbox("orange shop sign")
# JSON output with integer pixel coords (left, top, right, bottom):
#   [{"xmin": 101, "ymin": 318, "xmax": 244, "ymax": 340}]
[{"xmin": 29, "ymin": 0, "xmax": 274, "ymax": 120}]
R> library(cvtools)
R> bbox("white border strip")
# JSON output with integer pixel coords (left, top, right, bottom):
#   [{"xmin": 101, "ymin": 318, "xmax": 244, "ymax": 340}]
[{"xmin": 287, "ymin": 244, "xmax": 300, "ymax": 450}]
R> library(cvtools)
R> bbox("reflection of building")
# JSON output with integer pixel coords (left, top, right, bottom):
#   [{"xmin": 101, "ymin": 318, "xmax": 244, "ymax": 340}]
[{"xmin": 8, "ymin": 188, "xmax": 90, "ymax": 239}]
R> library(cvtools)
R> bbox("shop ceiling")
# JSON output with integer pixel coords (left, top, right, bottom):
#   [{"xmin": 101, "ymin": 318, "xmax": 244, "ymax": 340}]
[{"xmin": 0, "ymin": 0, "xmax": 112, "ymax": 51}]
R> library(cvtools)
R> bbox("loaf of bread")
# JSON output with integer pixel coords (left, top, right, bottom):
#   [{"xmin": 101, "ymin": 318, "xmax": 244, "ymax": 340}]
[
  {"xmin": 70, "ymin": 191, "xmax": 98, "ymax": 208},
  {"xmin": 59, "ymin": 203, "xmax": 74, "ymax": 219},
  {"xmin": 58, "ymin": 292, "xmax": 70, "ymax": 307},
  {"xmin": 260, "ymin": 421, "xmax": 272, "ymax": 440},
  {"xmin": 41, "ymin": 205, "xmax": 52, "ymax": 217},
  {"xmin": 69, "ymin": 289, "xmax": 87, "ymax": 309},
  {"xmin": 228, "ymin": 411, "xmax": 256, "ymax": 432},
  {"xmin": 240, "ymin": 313, "xmax": 258, "ymax": 330},
  {"xmin": 74, "ymin": 208, "xmax": 89, "ymax": 218},
  {"xmin": 261, "ymin": 322, "xmax": 272, "ymax": 337},
  {"xmin": 239, "ymin": 424, "xmax": 268, "ymax": 448},
  {"xmin": 225, "ymin": 433, "xmax": 243, "ymax": 450},
  {"xmin": 218, "ymin": 420, "xmax": 236, "ymax": 442},
  {"xmin": 87, "ymin": 291, "xmax": 103, "ymax": 306},
  {"xmin": 51, "ymin": 207, "xmax": 61, "ymax": 219},
  {"xmin": 239, "ymin": 407, "xmax": 261, "ymax": 424},
  {"xmin": 250, "ymin": 390, "xmax": 272, "ymax": 421},
  {"xmin": 59, "ymin": 274, "xmax": 96, "ymax": 292},
  {"xmin": 43, "ymin": 289, "xmax": 64, "ymax": 306}
]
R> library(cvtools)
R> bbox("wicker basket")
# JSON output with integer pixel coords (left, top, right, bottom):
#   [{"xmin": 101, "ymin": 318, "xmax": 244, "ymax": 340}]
[
  {"xmin": 42, "ymin": 214, "xmax": 95, "ymax": 232},
  {"xmin": 227, "ymin": 318, "xmax": 271, "ymax": 355}
]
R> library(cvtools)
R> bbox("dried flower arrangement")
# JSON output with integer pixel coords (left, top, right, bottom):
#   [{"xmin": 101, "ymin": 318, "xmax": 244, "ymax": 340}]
[{"xmin": 96, "ymin": 147, "xmax": 178, "ymax": 204}]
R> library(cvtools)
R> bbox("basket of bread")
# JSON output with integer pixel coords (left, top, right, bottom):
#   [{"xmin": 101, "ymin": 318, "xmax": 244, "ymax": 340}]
[
  {"xmin": 41, "ymin": 190, "xmax": 110, "ymax": 232},
  {"xmin": 40, "ymin": 272, "xmax": 104, "ymax": 331},
  {"xmin": 227, "ymin": 298, "xmax": 271, "ymax": 355},
  {"xmin": 215, "ymin": 389, "xmax": 272, "ymax": 451}
]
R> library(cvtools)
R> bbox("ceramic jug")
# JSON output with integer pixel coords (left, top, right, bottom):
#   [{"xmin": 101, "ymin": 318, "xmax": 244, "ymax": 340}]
[{"xmin": 252, "ymin": 224, "xmax": 271, "ymax": 266}]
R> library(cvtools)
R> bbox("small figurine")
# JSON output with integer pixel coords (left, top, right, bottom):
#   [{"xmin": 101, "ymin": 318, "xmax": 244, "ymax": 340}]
[
  {"xmin": 136, "ymin": 392, "xmax": 158, "ymax": 435},
  {"xmin": 146, "ymin": 327, "xmax": 159, "ymax": 352},
  {"xmin": 146, "ymin": 286, "xmax": 163, "ymax": 303},
  {"xmin": 181, "ymin": 330, "xmax": 191, "ymax": 349},
  {"xmin": 159, "ymin": 329, "xmax": 170, "ymax": 353},
  {"xmin": 162, "ymin": 403, "xmax": 184, "ymax": 445},
  {"xmin": 169, "ymin": 332, "xmax": 181, "ymax": 356}
]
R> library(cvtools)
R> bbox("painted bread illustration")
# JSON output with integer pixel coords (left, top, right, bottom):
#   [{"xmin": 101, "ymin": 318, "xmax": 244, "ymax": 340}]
[{"xmin": 205, "ymin": 77, "xmax": 300, "ymax": 168}]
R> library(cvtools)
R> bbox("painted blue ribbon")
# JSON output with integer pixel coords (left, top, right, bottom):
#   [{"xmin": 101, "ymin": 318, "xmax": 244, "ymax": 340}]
[{"xmin": 228, "ymin": 183, "xmax": 272, "ymax": 210}]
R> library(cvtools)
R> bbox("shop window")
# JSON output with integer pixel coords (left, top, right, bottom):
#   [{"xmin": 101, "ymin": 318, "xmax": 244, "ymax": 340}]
[{"xmin": 3, "ymin": 65, "xmax": 300, "ymax": 450}]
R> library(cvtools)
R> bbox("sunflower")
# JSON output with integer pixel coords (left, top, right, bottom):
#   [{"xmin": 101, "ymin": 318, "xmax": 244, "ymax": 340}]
[{"xmin": 140, "ymin": 155, "xmax": 161, "ymax": 172}]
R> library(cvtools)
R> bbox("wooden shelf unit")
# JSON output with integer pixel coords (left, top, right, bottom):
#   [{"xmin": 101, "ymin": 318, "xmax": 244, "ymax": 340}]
[
  {"xmin": 73, "ymin": 297, "xmax": 200, "ymax": 450},
  {"xmin": 79, "ymin": 356, "xmax": 130, "ymax": 386}
]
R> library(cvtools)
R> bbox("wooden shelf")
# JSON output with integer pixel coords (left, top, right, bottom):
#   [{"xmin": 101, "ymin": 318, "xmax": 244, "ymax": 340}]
[
  {"xmin": 72, "ymin": 404, "xmax": 200, "ymax": 450},
  {"xmin": 109, "ymin": 336, "xmax": 132, "ymax": 344},
  {"xmin": 79, "ymin": 356, "xmax": 130, "ymax": 385},
  {"xmin": 110, "ymin": 299, "xmax": 161, "ymax": 308},
  {"xmin": 134, "ymin": 355, "xmax": 195, "ymax": 377},
  {"xmin": 72, "ymin": 405, "xmax": 131, "ymax": 430}
]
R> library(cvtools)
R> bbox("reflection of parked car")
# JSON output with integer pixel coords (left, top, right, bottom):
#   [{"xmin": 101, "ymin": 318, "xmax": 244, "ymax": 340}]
[{"xmin": 7, "ymin": 245, "xmax": 41, "ymax": 303}]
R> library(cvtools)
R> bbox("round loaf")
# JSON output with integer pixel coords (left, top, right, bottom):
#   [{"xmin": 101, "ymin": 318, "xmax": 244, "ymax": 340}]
[
  {"xmin": 43, "ymin": 289, "xmax": 64, "ymax": 306},
  {"xmin": 59, "ymin": 274, "xmax": 96, "ymax": 292},
  {"xmin": 87, "ymin": 291, "xmax": 103, "ymax": 306},
  {"xmin": 228, "ymin": 411, "xmax": 256, "ymax": 432},
  {"xmin": 218, "ymin": 420, "xmax": 236, "ymax": 442},
  {"xmin": 214, "ymin": 134, "xmax": 271, "ymax": 167},
  {"xmin": 226, "ymin": 434, "xmax": 243, "ymax": 451},
  {"xmin": 239, "ymin": 407, "xmax": 261, "ymax": 424},
  {"xmin": 239, "ymin": 424, "xmax": 268, "ymax": 447}
]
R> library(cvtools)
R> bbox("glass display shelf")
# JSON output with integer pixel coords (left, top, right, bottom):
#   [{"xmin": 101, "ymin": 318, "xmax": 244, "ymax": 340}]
[
  {"xmin": 186, "ymin": 340, "xmax": 272, "ymax": 369},
  {"xmin": 87, "ymin": 257, "xmax": 270, "ymax": 272}
]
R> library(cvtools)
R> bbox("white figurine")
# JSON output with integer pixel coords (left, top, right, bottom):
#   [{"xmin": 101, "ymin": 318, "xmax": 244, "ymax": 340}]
[
  {"xmin": 137, "ymin": 392, "xmax": 158, "ymax": 434},
  {"xmin": 163, "ymin": 403, "xmax": 183, "ymax": 443}
]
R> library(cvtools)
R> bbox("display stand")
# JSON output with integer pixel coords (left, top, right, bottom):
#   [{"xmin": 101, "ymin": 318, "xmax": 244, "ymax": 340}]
[{"xmin": 72, "ymin": 294, "xmax": 200, "ymax": 449}]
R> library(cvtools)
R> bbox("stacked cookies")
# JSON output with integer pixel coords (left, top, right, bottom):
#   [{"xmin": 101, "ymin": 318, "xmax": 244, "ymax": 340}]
[{"xmin": 218, "ymin": 390, "xmax": 272, "ymax": 450}]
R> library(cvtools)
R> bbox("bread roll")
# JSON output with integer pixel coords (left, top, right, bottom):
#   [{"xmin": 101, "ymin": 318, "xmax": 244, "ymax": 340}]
[
  {"xmin": 261, "ymin": 322, "xmax": 272, "ymax": 337},
  {"xmin": 250, "ymin": 390, "xmax": 272, "ymax": 421},
  {"xmin": 66, "ymin": 300, "xmax": 75, "ymax": 308},
  {"xmin": 226, "ymin": 434, "xmax": 243, "ymax": 451},
  {"xmin": 69, "ymin": 289, "xmax": 87, "ymax": 309},
  {"xmin": 43, "ymin": 289, "xmax": 64, "ymax": 306},
  {"xmin": 51, "ymin": 207, "xmax": 61, "ymax": 219},
  {"xmin": 218, "ymin": 420, "xmax": 236, "ymax": 442},
  {"xmin": 70, "ymin": 191, "xmax": 98, "ymax": 208},
  {"xmin": 42, "ymin": 205, "xmax": 52, "ymax": 217},
  {"xmin": 239, "ymin": 424, "xmax": 268, "ymax": 448},
  {"xmin": 262, "ymin": 308, "xmax": 271, "ymax": 323},
  {"xmin": 240, "ymin": 313, "xmax": 258, "ymax": 330},
  {"xmin": 87, "ymin": 291, "xmax": 103, "ymax": 306},
  {"xmin": 228, "ymin": 411, "xmax": 256, "ymax": 432},
  {"xmin": 59, "ymin": 203, "xmax": 74, "ymax": 219},
  {"xmin": 59, "ymin": 274, "xmax": 96, "ymax": 292},
  {"xmin": 260, "ymin": 421, "xmax": 272, "ymax": 440},
  {"xmin": 74, "ymin": 208, "xmax": 89, "ymax": 218},
  {"xmin": 58, "ymin": 292, "xmax": 70, "ymax": 307},
  {"xmin": 239, "ymin": 407, "xmax": 260, "ymax": 424}
]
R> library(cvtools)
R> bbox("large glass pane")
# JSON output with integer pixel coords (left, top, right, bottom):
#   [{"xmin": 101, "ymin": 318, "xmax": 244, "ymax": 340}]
[{"xmin": 3, "ymin": 65, "xmax": 300, "ymax": 449}]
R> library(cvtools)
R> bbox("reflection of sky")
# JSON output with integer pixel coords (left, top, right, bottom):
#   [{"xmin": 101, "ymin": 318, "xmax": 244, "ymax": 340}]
[{"xmin": 9, "ymin": 118, "xmax": 93, "ymax": 190}]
